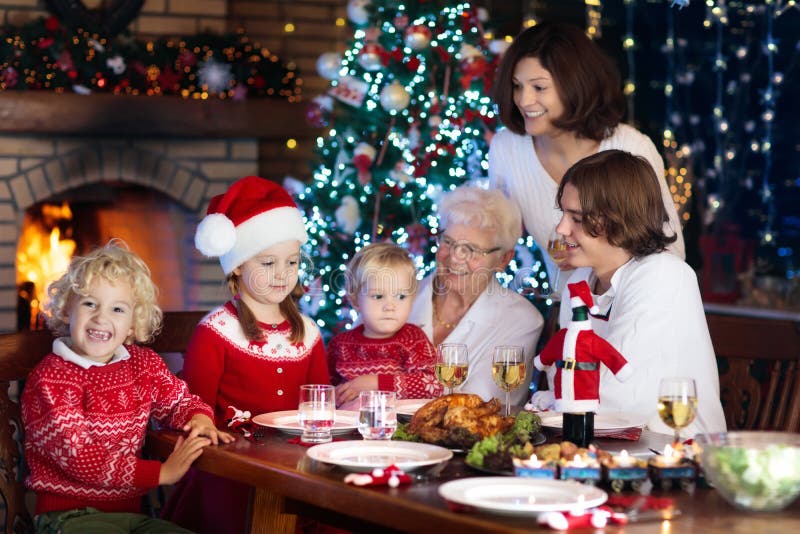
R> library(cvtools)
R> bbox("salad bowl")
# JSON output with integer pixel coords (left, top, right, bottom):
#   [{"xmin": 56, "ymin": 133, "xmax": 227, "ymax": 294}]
[{"xmin": 695, "ymin": 431, "xmax": 800, "ymax": 512}]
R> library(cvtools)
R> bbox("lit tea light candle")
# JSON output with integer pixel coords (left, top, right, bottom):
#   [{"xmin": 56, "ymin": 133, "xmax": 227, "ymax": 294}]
[
  {"xmin": 613, "ymin": 449, "xmax": 636, "ymax": 468},
  {"xmin": 654, "ymin": 444, "xmax": 681, "ymax": 467},
  {"xmin": 520, "ymin": 454, "xmax": 543, "ymax": 468},
  {"xmin": 569, "ymin": 454, "xmax": 587, "ymax": 468}
]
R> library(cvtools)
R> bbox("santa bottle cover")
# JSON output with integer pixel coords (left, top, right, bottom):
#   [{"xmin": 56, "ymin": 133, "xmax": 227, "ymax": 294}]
[{"xmin": 533, "ymin": 281, "xmax": 633, "ymax": 445}]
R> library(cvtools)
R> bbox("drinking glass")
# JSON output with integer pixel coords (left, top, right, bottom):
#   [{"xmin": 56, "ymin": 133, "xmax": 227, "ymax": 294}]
[
  {"xmin": 435, "ymin": 343, "xmax": 469, "ymax": 395},
  {"xmin": 492, "ymin": 345, "xmax": 525, "ymax": 417},
  {"xmin": 358, "ymin": 390, "xmax": 397, "ymax": 440},
  {"xmin": 298, "ymin": 384, "xmax": 336, "ymax": 444},
  {"xmin": 545, "ymin": 228, "xmax": 568, "ymax": 299},
  {"xmin": 657, "ymin": 377, "xmax": 698, "ymax": 444}
]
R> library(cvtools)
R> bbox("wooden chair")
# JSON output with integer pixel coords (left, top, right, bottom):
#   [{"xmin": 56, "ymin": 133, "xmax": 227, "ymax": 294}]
[
  {"xmin": 0, "ymin": 310, "xmax": 206, "ymax": 534},
  {"xmin": 708, "ymin": 312, "xmax": 800, "ymax": 432}
]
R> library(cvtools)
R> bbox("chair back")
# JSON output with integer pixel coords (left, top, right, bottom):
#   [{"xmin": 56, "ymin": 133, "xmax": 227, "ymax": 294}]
[{"xmin": 708, "ymin": 312, "xmax": 800, "ymax": 432}]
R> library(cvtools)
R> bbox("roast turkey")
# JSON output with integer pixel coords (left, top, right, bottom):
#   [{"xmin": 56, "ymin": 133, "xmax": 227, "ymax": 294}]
[{"xmin": 407, "ymin": 393, "xmax": 514, "ymax": 448}]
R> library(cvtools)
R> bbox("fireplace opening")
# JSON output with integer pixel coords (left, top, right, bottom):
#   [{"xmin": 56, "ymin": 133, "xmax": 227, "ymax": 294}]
[{"xmin": 16, "ymin": 184, "xmax": 194, "ymax": 331}]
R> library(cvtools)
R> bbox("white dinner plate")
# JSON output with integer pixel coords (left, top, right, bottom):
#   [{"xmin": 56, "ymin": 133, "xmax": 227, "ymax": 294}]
[
  {"xmin": 306, "ymin": 440, "xmax": 453, "ymax": 472},
  {"xmin": 438, "ymin": 477, "xmax": 608, "ymax": 516},
  {"xmin": 396, "ymin": 399, "xmax": 433, "ymax": 418},
  {"xmin": 252, "ymin": 410, "xmax": 358, "ymax": 436},
  {"xmin": 537, "ymin": 412, "xmax": 648, "ymax": 431}
]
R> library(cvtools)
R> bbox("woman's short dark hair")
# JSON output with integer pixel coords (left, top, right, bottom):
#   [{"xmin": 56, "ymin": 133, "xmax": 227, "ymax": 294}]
[
  {"xmin": 493, "ymin": 22, "xmax": 625, "ymax": 141},
  {"xmin": 556, "ymin": 150, "xmax": 678, "ymax": 257}
]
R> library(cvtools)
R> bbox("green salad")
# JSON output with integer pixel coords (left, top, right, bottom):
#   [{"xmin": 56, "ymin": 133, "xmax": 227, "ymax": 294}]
[
  {"xmin": 465, "ymin": 411, "xmax": 540, "ymax": 472},
  {"xmin": 703, "ymin": 443, "xmax": 800, "ymax": 511}
]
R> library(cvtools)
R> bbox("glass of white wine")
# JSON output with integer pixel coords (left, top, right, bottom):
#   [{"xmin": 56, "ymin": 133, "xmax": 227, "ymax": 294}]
[
  {"xmin": 435, "ymin": 343, "xmax": 469, "ymax": 395},
  {"xmin": 492, "ymin": 345, "xmax": 525, "ymax": 417},
  {"xmin": 545, "ymin": 228, "xmax": 568, "ymax": 299},
  {"xmin": 657, "ymin": 377, "xmax": 698, "ymax": 444}
]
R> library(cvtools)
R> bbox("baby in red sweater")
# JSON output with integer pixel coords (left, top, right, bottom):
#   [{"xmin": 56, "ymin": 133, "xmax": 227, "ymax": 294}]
[
  {"xmin": 328, "ymin": 242, "xmax": 443, "ymax": 407},
  {"xmin": 21, "ymin": 240, "xmax": 232, "ymax": 533}
]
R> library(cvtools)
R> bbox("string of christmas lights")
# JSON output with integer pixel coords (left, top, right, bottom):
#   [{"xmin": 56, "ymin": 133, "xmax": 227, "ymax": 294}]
[
  {"xmin": 661, "ymin": 3, "xmax": 693, "ymax": 226},
  {"xmin": 622, "ymin": 0, "xmax": 637, "ymax": 119},
  {"xmin": 668, "ymin": 0, "xmax": 797, "ymax": 287},
  {"xmin": 0, "ymin": 16, "xmax": 299, "ymax": 100},
  {"xmin": 585, "ymin": 0, "xmax": 603, "ymax": 40}
]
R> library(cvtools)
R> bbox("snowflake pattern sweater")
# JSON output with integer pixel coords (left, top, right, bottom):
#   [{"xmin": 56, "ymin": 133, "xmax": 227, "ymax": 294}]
[
  {"xmin": 181, "ymin": 302, "xmax": 330, "ymax": 425},
  {"xmin": 21, "ymin": 341, "xmax": 213, "ymax": 515},
  {"xmin": 327, "ymin": 323, "xmax": 443, "ymax": 399}
]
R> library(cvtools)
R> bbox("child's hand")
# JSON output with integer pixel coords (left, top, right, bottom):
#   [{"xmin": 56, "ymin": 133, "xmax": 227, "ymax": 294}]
[
  {"xmin": 183, "ymin": 414, "xmax": 235, "ymax": 445},
  {"xmin": 335, "ymin": 375, "xmax": 379, "ymax": 406},
  {"xmin": 159, "ymin": 435, "xmax": 211, "ymax": 485}
]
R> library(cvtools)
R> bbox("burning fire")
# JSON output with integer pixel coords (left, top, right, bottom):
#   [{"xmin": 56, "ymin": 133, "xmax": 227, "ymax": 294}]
[{"xmin": 16, "ymin": 203, "xmax": 76, "ymax": 328}]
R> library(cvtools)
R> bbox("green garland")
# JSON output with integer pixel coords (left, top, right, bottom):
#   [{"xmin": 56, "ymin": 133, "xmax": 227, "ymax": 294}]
[{"xmin": 0, "ymin": 15, "xmax": 299, "ymax": 99}]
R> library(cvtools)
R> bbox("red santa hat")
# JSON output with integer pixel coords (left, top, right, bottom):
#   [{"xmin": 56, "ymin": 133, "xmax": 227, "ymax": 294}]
[
  {"xmin": 568, "ymin": 281, "xmax": 600, "ymax": 315},
  {"xmin": 194, "ymin": 176, "xmax": 308, "ymax": 274}
]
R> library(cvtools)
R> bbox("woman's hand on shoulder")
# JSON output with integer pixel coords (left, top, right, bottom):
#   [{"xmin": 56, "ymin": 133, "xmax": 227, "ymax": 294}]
[
  {"xmin": 183, "ymin": 413, "xmax": 235, "ymax": 445},
  {"xmin": 335, "ymin": 375, "xmax": 379, "ymax": 407}
]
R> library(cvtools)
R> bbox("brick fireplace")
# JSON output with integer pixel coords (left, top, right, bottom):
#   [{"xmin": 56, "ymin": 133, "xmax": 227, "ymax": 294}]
[
  {"xmin": 0, "ymin": 131, "xmax": 259, "ymax": 332},
  {"xmin": 0, "ymin": 95, "xmax": 303, "ymax": 332}
]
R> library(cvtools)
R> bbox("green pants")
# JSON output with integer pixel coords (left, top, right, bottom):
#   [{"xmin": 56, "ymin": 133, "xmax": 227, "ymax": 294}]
[{"xmin": 35, "ymin": 507, "xmax": 194, "ymax": 534}]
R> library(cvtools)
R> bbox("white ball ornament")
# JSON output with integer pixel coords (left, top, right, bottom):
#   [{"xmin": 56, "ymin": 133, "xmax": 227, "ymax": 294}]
[
  {"xmin": 380, "ymin": 81, "xmax": 410, "ymax": 112},
  {"xmin": 335, "ymin": 195, "xmax": 362, "ymax": 235},
  {"xmin": 347, "ymin": 0, "xmax": 371, "ymax": 26},
  {"xmin": 358, "ymin": 42, "xmax": 384, "ymax": 72},
  {"xmin": 404, "ymin": 25, "xmax": 432, "ymax": 51},
  {"xmin": 316, "ymin": 52, "xmax": 342, "ymax": 80}
]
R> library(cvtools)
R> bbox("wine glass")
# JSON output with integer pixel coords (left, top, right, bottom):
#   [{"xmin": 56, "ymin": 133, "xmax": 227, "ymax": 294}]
[
  {"xmin": 492, "ymin": 345, "xmax": 525, "ymax": 417},
  {"xmin": 657, "ymin": 377, "xmax": 698, "ymax": 444},
  {"xmin": 545, "ymin": 228, "xmax": 568, "ymax": 299},
  {"xmin": 435, "ymin": 343, "xmax": 469, "ymax": 395}
]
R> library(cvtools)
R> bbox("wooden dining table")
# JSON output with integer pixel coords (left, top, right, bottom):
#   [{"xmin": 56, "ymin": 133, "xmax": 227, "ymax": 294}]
[{"xmin": 146, "ymin": 427, "xmax": 800, "ymax": 533}]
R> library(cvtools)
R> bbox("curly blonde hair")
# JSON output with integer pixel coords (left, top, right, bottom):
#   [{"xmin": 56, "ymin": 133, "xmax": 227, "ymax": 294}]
[{"xmin": 43, "ymin": 239, "xmax": 163, "ymax": 344}]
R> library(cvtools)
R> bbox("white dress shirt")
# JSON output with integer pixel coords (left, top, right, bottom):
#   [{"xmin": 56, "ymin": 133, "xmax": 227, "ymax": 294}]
[{"xmin": 559, "ymin": 253, "xmax": 727, "ymax": 436}]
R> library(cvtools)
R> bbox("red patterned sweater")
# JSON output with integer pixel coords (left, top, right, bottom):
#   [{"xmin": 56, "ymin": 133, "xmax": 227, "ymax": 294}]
[
  {"xmin": 21, "ymin": 341, "xmax": 213, "ymax": 515},
  {"xmin": 181, "ymin": 302, "xmax": 329, "ymax": 425},
  {"xmin": 327, "ymin": 323, "xmax": 443, "ymax": 399}
]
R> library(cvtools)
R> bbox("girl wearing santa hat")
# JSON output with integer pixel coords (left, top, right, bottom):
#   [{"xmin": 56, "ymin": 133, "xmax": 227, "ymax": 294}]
[
  {"xmin": 532, "ymin": 150, "xmax": 726, "ymax": 437},
  {"xmin": 162, "ymin": 176, "xmax": 330, "ymax": 533}
]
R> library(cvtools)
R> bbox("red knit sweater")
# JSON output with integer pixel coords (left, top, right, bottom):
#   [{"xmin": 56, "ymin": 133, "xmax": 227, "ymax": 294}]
[
  {"xmin": 181, "ymin": 302, "xmax": 329, "ymax": 425},
  {"xmin": 21, "ymin": 343, "xmax": 213, "ymax": 515},
  {"xmin": 327, "ymin": 323, "xmax": 443, "ymax": 399}
]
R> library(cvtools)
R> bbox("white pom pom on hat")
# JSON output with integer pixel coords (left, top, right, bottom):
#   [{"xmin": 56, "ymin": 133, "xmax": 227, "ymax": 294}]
[
  {"xmin": 568, "ymin": 280, "xmax": 600, "ymax": 314},
  {"xmin": 195, "ymin": 213, "xmax": 237, "ymax": 257},
  {"xmin": 195, "ymin": 175, "xmax": 308, "ymax": 275}
]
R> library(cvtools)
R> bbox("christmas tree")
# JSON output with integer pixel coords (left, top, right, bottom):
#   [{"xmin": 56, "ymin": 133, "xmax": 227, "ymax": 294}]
[{"xmin": 294, "ymin": 0, "xmax": 520, "ymax": 336}]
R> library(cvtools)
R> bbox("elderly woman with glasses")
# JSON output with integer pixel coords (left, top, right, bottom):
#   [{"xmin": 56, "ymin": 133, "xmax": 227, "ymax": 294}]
[{"xmin": 408, "ymin": 186, "xmax": 544, "ymax": 405}]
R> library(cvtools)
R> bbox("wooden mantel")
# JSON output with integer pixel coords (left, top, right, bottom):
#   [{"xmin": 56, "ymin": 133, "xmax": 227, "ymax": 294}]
[{"xmin": 0, "ymin": 92, "xmax": 314, "ymax": 139}]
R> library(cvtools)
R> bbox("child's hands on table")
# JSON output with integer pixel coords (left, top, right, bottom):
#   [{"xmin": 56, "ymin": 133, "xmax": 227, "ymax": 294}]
[
  {"xmin": 159, "ymin": 434, "xmax": 210, "ymax": 485},
  {"xmin": 335, "ymin": 375, "xmax": 379, "ymax": 406},
  {"xmin": 184, "ymin": 414, "xmax": 235, "ymax": 445}
]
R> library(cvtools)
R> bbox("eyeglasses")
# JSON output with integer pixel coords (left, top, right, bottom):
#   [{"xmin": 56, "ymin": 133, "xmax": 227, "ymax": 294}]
[{"xmin": 435, "ymin": 234, "xmax": 502, "ymax": 261}]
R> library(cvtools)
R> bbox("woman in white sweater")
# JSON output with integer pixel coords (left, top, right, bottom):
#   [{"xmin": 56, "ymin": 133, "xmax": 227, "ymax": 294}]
[{"xmin": 488, "ymin": 22, "xmax": 684, "ymax": 289}]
